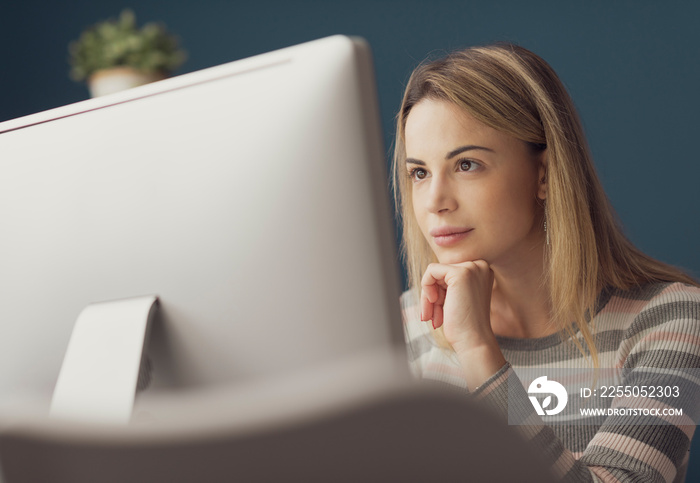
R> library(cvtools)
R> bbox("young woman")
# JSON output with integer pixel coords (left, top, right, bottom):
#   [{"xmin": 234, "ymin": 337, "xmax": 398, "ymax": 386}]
[{"xmin": 395, "ymin": 43, "xmax": 700, "ymax": 482}]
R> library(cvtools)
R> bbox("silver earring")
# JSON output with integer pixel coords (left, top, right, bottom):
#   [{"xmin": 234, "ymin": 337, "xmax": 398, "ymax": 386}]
[{"xmin": 544, "ymin": 203, "xmax": 550, "ymax": 246}]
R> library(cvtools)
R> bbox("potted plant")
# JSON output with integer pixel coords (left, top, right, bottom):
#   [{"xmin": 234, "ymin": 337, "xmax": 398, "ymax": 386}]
[{"xmin": 69, "ymin": 9, "xmax": 186, "ymax": 97}]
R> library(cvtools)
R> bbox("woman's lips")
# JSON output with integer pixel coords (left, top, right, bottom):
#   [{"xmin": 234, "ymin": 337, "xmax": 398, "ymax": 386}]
[{"xmin": 431, "ymin": 228, "xmax": 473, "ymax": 247}]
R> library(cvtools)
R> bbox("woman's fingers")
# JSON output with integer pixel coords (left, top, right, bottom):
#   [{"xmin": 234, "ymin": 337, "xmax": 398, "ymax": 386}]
[
  {"xmin": 423, "ymin": 277, "xmax": 440, "ymax": 303},
  {"xmin": 420, "ymin": 265, "xmax": 442, "ymax": 322},
  {"xmin": 420, "ymin": 264, "xmax": 441, "ymax": 323},
  {"xmin": 421, "ymin": 291, "xmax": 432, "ymax": 322},
  {"xmin": 419, "ymin": 261, "xmax": 493, "ymax": 335},
  {"xmin": 432, "ymin": 303, "xmax": 444, "ymax": 330},
  {"xmin": 420, "ymin": 263, "xmax": 451, "ymax": 327},
  {"xmin": 421, "ymin": 263, "xmax": 451, "ymax": 287},
  {"xmin": 437, "ymin": 285, "xmax": 446, "ymax": 305}
]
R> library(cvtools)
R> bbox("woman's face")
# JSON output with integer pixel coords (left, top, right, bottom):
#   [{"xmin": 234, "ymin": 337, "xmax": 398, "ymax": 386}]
[{"xmin": 404, "ymin": 99, "xmax": 546, "ymax": 268}]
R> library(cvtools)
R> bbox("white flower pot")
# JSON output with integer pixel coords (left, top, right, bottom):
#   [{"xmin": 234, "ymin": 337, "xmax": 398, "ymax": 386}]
[{"xmin": 88, "ymin": 67, "xmax": 166, "ymax": 97}]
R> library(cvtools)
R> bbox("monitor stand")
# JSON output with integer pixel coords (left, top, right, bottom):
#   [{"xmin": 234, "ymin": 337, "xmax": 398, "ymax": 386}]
[{"xmin": 50, "ymin": 295, "xmax": 158, "ymax": 424}]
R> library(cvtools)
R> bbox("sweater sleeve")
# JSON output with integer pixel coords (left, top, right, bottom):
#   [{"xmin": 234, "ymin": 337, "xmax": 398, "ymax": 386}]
[{"xmin": 471, "ymin": 284, "xmax": 700, "ymax": 483}]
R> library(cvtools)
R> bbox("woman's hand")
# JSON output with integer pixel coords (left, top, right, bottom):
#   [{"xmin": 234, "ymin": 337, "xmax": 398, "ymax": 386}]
[
  {"xmin": 420, "ymin": 260, "xmax": 495, "ymax": 349},
  {"xmin": 420, "ymin": 260, "xmax": 506, "ymax": 390}
]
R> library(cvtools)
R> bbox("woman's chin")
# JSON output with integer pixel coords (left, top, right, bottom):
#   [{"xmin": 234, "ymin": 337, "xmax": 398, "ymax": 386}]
[{"xmin": 436, "ymin": 250, "xmax": 486, "ymax": 265}]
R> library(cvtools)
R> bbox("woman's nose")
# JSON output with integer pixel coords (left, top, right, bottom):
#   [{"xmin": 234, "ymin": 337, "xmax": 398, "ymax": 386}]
[{"xmin": 425, "ymin": 175, "xmax": 457, "ymax": 214}]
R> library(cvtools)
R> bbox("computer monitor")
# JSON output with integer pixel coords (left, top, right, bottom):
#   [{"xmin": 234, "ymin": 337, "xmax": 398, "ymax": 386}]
[{"xmin": 0, "ymin": 35, "xmax": 407, "ymax": 413}]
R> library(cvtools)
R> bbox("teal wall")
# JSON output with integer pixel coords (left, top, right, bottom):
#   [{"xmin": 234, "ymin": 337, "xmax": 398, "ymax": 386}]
[{"xmin": 2, "ymin": 0, "xmax": 700, "ymax": 476}]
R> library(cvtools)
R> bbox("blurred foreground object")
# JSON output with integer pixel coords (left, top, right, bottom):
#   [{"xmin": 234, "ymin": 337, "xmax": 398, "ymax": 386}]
[
  {"xmin": 0, "ymin": 360, "xmax": 557, "ymax": 483},
  {"xmin": 68, "ymin": 9, "xmax": 185, "ymax": 97}
]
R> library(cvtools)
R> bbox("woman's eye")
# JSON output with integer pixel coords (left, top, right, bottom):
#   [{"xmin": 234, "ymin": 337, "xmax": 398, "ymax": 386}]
[
  {"xmin": 459, "ymin": 160, "xmax": 477, "ymax": 171},
  {"xmin": 408, "ymin": 168, "xmax": 427, "ymax": 181}
]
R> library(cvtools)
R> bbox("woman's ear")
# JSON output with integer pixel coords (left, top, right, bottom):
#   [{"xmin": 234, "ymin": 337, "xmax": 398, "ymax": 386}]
[{"xmin": 537, "ymin": 152, "xmax": 548, "ymax": 200}]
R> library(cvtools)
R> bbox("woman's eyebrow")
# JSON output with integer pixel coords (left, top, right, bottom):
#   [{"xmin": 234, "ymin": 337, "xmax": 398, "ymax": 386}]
[
  {"xmin": 446, "ymin": 145, "xmax": 494, "ymax": 159},
  {"xmin": 406, "ymin": 145, "xmax": 494, "ymax": 166}
]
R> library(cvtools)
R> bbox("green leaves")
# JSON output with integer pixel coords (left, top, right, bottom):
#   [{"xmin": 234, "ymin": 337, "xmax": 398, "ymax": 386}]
[{"xmin": 68, "ymin": 9, "xmax": 186, "ymax": 81}]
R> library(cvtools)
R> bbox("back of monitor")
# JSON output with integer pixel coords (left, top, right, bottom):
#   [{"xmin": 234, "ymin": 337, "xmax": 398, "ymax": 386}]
[{"xmin": 0, "ymin": 36, "xmax": 405, "ymax": 409}]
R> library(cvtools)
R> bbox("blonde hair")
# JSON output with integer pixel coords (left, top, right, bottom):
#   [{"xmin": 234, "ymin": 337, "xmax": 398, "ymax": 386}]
[{"xmin": 392, "ymin": 43, "xmax": 698, "ymax": 368}]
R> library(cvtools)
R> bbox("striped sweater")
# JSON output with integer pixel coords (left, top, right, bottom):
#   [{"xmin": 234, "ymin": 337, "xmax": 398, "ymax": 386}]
[{"xmin": 402, "ymin": 281, "xmax": 700, "ymax": 482}]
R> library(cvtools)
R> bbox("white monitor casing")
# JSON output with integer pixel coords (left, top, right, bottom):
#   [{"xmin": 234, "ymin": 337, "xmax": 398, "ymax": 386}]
[{"xmin": 0, "ymin": 36, "xmax": 406, "ymax": 413}]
